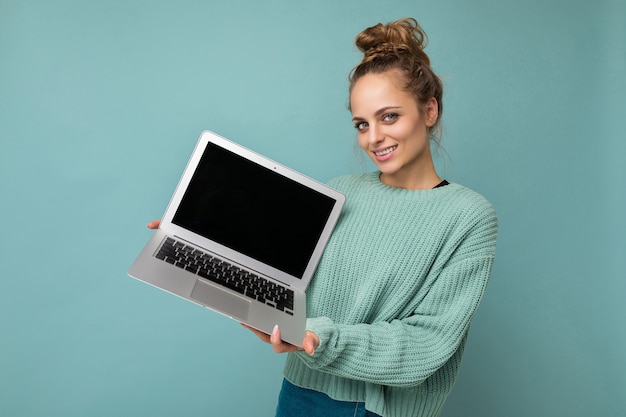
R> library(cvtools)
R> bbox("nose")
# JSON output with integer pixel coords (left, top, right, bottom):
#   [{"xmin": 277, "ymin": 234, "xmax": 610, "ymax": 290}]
[{"xmin": 368, "ymin": 123, "xmax": 384, "ymax": 145}]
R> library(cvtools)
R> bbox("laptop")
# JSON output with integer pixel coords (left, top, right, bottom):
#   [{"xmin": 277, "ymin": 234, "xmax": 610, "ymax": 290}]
[{"xmin": 128, "ymin": 130, "xmax": 345, "ymax": 346}]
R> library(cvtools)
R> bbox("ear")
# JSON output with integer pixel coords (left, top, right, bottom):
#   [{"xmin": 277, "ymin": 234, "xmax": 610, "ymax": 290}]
[{"xmin": 424, "ymin": 97, "xmax": 439, "ymax": 127}]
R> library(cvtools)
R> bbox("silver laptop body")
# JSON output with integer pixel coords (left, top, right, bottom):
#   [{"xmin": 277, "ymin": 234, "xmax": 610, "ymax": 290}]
[{"xmin": 128, "ymin": 130, "xmax": 345, "ymax": 346}]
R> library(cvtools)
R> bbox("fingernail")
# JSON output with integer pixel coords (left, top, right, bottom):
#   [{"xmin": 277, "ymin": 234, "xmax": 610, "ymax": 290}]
[{"xmin": 272, "ymin": 324, "xmax": 279, "ymax": 337}]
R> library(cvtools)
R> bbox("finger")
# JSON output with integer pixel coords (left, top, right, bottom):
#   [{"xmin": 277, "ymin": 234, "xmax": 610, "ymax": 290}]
[
  {"xmin": 270, "ymin": 325, "xmax": 282, "ymax": 346},
  {"xmin": 146, "ymin": 219, "xmax": 161, "ymax": 229},
  {"xmin": 302, "ymin": 332, "xmax": 320, "ymax": 355},
  {"xmin": 270, "ymin": 325, "xmax": 298, "ymax": 353}
]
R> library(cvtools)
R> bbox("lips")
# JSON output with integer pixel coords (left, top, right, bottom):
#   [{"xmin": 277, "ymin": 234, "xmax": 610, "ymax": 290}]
[{"xmin": 374, "ymin": 145, "xmax": 397, "ymax": 157}]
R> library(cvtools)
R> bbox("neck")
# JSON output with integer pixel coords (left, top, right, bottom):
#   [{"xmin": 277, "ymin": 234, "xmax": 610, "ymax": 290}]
[{"xmin": 379, "ymin": 158, "xmax": 441, "ymax": 190}]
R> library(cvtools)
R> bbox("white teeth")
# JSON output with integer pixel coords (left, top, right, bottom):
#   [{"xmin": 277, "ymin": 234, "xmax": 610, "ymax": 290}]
[{"xmin": 374, "ymin": 146, "xmax": 397, "ymax": 156}]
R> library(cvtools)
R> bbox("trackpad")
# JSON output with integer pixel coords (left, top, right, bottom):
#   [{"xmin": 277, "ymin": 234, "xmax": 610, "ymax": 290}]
[{"xmin": 190, "ymin": 279, "xmax": 250, "ymax": 320}]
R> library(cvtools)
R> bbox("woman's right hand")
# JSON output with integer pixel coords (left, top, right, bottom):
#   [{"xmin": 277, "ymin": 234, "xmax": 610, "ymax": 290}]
[
  {"xmin": 242, "ymin": 324, "xmax": 319, "ymax": 356},
  {"xmin": 147, "ymin": 220, "xmax": 161, "ymax": 229}
]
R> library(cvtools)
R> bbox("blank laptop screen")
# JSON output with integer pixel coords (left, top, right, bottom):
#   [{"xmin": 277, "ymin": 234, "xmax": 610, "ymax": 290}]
[{"xmin": 172, "ymin": 142, "xmax": 336, "ymax": 279}]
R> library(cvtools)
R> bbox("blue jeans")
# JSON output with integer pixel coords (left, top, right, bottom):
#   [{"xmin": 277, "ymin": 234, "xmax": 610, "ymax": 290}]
[{"xmin": 275, "ymin": 379, "xmax": 382, "ymax": 417}]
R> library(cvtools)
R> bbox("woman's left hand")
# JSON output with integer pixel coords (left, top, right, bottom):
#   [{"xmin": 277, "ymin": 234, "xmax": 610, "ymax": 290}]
[{"xmin": 242, "ymin": 324, "xmax": 319, "ymax": 355}]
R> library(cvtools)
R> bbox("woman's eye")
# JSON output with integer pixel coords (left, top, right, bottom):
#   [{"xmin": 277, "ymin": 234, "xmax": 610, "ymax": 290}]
[
  {"xmin": 383, "ymin": 113, "xmax": 398, "ymax": 122},
  {"xmin": 354, "ymin": 121, "xmax": 368, "ymax": 131}
]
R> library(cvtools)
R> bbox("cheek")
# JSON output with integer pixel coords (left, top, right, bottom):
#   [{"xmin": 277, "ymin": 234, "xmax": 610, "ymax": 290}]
[
  {"xmin": 393, "ymin": 119, "xmax": 428, "ymax": 144},
  {"xmin": 357, "ymin": 134, "xmax": 369, "ymax": 151},
  {"xmin": 393, "ymin": 117, "xmax": 421, "ymax": 136}
]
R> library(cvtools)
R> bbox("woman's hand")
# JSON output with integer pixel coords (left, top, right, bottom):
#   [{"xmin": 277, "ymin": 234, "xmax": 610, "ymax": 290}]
[
  {"xmin": 147, "ymin": 220, "xmax": 161, "ymax": 229},
  {"xmin": 242, "ymin": 324, "xmax": 319, "ymax": 356}
]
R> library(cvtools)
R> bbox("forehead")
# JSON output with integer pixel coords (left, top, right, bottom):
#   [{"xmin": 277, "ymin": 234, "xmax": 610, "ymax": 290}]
[{"xmin": 350, "ymin": 71, "xmax": 416, "ymax": 115}]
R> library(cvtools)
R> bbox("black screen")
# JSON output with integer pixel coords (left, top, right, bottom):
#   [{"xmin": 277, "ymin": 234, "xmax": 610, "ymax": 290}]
[{"xmin": 172, "ymin": 142, "xmax": 336, "ymax": 278}]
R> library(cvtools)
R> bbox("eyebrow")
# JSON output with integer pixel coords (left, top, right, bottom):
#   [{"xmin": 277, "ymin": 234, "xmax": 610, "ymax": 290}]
[{"xmin": 351, "ymin": 106, "xmax": 402, "ymax": 122}]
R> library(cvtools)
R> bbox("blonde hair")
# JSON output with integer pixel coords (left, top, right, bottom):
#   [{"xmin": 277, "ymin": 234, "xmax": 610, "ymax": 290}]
[{"xmin": 349, "ymin": 18, "xmax": 444, "ymax": 141}]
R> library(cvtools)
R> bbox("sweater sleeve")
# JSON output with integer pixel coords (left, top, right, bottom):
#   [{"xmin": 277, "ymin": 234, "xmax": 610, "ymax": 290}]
[{"xmin": 294, "ymin": 207, "xmax": 498, "ymax": 388}]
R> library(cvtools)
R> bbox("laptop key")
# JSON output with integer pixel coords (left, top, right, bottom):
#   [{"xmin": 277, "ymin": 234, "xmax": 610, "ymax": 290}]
[{"xmin": 156, "ymin": 237, "xmax": 296, "ymax": 315}]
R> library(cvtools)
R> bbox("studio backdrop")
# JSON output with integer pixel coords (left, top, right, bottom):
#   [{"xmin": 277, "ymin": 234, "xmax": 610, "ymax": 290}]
[{"xmin": 1, "ymin": 1, "xmax": 624, "ymax": 416}]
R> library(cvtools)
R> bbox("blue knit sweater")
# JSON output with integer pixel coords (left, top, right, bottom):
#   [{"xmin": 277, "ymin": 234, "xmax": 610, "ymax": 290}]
[{"xmin": 283, "ymin": 172, "xmax": 498, "ymax": 417}]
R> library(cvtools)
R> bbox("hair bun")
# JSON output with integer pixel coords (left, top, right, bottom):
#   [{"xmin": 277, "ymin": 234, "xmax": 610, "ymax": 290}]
[
  {"xmin": 349, "ymin": 17, "xmax": 444, "ymax": 138},
  {"xmin": 355, "ymin": 18, "xmax": 430, "ymax": 66}
]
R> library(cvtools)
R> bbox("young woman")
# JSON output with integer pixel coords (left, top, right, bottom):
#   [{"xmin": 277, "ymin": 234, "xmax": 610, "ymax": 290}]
[
  {"xmin": 245, "ymin": 18, "xmax": 498, "ymax": 417},
  {"xmin": 149, "ymin": 18, "xmax": 498, "ymax": 417}
]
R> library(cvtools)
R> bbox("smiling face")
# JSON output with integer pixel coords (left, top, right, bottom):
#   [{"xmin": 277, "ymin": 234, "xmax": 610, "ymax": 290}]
[{"xmin": 350, "ymin": 70, "xmax": 440, "ymax": 190}]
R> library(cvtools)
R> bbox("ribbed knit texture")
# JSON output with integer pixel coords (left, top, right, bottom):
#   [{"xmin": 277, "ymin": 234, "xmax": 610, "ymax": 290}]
[{"xmin": 283, "ymin": 172, "xmax": 498, "ymax": 417}]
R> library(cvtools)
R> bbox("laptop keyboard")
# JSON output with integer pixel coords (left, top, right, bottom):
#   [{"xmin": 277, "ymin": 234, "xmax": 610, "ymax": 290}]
[{"xmin": 155, "ymin": 237, "xmax": 295, "ymax": 316}]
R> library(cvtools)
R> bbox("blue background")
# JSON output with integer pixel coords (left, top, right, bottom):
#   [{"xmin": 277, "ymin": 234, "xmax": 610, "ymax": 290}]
[{"xmin": 2, "ymin": 1, "xmax": 625, "ymax": 416}]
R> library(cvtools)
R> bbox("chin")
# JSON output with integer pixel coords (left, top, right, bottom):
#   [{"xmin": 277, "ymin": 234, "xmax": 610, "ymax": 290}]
[{"xmin": 377, "ymin": 164, "xmax": 401, "ymax": 176}]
